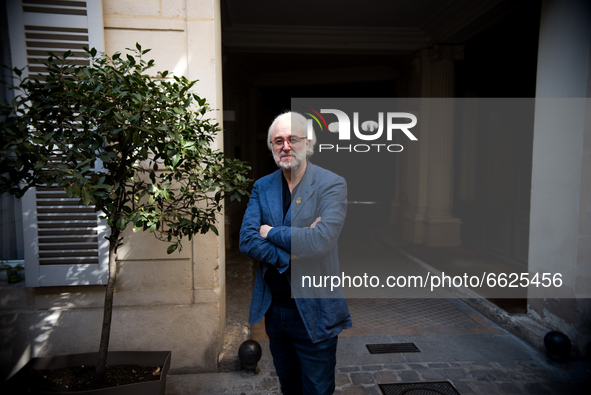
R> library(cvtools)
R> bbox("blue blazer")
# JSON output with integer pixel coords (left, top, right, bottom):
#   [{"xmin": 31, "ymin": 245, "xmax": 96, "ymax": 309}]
[{"xmin": 239, "ymin": 162, "xmax": 352, "ymax": 343}]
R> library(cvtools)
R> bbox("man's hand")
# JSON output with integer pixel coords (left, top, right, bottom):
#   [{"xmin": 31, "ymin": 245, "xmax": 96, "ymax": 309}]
[
  {"xmin": 292, "ymin": 218, "xmax": 321, "ymax": 260},
  {"xmin": 310, "ymin": 217, "xmax": 321, "ymax": 228},
  {"xmin": 259, "ymin": 224, "xmax": 272, "ymax": 239},
  {"xmin": 261, "ymin": 217, "xmax": 319, "ymax": 240}
]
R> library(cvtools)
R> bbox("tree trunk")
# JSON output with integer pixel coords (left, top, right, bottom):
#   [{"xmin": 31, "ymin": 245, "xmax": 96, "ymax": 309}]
[{"xmin": 94, "ymin": 230, "xmax": 120, "ymax": 386}]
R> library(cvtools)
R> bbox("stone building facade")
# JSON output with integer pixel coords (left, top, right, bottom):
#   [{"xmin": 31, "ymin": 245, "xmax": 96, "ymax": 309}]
[{"xmin": 1, "ymin": 0, "xmax": 589, "ymax": 379}]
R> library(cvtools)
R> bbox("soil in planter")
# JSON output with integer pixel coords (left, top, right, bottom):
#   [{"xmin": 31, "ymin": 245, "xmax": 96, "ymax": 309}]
[{"xmin": 12, "ymin": 364, "xmax": 161, "ymax": 392}]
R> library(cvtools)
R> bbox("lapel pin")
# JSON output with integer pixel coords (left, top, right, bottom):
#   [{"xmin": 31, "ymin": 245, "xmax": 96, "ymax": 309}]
[{"xmin": 296, "ymin": 197, "xmax": 301, "ymax": 205}]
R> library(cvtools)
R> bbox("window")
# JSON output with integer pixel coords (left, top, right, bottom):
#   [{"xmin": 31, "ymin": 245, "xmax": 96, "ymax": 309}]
[
  {"xmin": 4, "ymin": 0, "xmax": 108, "ymax": 286},
  {"xmin": 0, "ymin": 0, "xmax": 24, "ymax": 264}
]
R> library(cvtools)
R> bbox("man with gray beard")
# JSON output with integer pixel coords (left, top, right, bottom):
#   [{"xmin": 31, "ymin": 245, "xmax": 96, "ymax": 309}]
[{"xmin": 240, "ymin": 112, "xmax": 351, "ymax": 394}]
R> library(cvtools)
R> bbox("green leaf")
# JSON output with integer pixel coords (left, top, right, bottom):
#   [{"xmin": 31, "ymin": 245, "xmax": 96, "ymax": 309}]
[
  {"xmin": 81, "ymin": 188, "xmax": 92, "ymax": 206},
  {"xmin": 167, "ymin": 244, "xmax": 178, "ymax": 254},
  {"xmin": 71, "ymin": 183, "xmax": 81, "ymax": 197}
]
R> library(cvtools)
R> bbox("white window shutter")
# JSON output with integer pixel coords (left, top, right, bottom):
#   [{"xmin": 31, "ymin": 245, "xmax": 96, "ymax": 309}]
[{"xmin": 7, "ymin": 0, "xmax": 109, "ymax": 287}]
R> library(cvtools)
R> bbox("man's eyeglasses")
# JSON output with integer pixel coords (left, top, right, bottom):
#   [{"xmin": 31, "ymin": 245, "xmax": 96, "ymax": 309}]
[{"xmin": 270, "ymin": 137, "xmax": 307, "ymax": 147}]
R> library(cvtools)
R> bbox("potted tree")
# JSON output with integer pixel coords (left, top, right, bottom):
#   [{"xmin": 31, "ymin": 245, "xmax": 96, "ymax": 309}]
[
  {"xmin": 0, "ymin": 44, "xmax": 250, "ymax": 393},
  {"xmin": 1, "ymin": 261, "xmax": 25, "ymax": 283}
]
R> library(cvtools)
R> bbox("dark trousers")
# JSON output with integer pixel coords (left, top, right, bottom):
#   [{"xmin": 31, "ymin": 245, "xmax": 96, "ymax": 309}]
[{"xmin": 265, "ymin": 304, "xmax": 338, "ymax": 395}]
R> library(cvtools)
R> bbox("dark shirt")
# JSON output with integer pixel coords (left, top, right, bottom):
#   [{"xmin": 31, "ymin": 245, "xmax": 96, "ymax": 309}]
[{"xmin": 264, "ymin": 173, "xmax": 300, "ymax": 309}]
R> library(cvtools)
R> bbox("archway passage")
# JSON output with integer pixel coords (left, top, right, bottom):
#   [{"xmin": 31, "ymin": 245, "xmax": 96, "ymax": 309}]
[{"xmin": 220, "ymin": 0, "xmax": 540, "ymax": 314}]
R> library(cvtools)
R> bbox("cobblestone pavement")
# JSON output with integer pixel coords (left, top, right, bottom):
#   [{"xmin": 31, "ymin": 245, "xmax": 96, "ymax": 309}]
[
  {"xmin": 167, "ymin": 350, "xmax": 590, "ymax": 394},
  {"xmin": 168, "ymin": 234, "xmax": 591, "ymax": 394}
]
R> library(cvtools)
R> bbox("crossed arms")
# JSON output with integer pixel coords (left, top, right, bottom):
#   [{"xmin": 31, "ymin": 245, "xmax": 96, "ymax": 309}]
[{"xmin": 239, "ymin": 174, "xmax": 347, "ymax": 274}]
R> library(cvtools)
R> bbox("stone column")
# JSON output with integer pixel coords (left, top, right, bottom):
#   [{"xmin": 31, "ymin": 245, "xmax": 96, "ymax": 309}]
[
  {"xmin": 400, "ymin": 51, "xmax": 430, "ymax": 243},
  {"xmin": 528, "ymin": 0, "xmax": 591, "ymax": 355},
  {"xmin": 400, "ymin": 46, "xmax": 463, "ymax": 246},
  {"xmin": 101, "ymin": 0, "xmax": 226, "ymax": 373},
  {"xmin": 401, "ymin": 45, "xmax": 464, "ymax": 246},
  {"xmin": 422, "ymin": 45, "xmax": 464, "ymax": 246}
]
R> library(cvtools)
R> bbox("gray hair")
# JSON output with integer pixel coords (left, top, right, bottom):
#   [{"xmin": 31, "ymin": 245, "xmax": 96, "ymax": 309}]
[{"xmin": 267, "ymin": 111, "xmax": 317, "ymax": 158}]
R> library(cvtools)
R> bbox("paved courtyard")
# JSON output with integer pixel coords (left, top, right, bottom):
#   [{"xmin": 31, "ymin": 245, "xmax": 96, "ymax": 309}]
[{"xmin": 168, "ymin": 232, "xmax": 591, "ymax": 394}]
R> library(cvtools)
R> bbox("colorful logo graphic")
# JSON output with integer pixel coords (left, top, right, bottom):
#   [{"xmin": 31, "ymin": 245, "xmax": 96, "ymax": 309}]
[
  {"xmin": 302, "ymin": 107, "xmax": 328, "ymax": 131},
  {"xmin": 301, "ymin": 107, "xmax": 418, "ymax": 153}
]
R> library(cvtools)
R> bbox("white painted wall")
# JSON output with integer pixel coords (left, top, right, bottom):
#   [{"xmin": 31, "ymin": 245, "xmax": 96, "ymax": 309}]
[{"xmin": 528, "ymin": 0, "xmax": 591, "ymax": 353}]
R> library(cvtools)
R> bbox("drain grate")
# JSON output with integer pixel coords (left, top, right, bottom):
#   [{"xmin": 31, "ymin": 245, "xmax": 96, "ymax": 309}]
[
  {"xmin": 366, "ymin": 343, "xmax": 420, "ymax": 354},
  {"xmin": 379, "ymin": 381, "xmax": 461, "ymax": 395}
]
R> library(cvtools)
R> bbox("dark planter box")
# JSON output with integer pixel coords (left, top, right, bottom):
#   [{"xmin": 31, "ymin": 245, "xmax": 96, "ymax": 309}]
[{"xmin": 5, "ymin": 351, "xmax": 171, "ymax": 395}]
